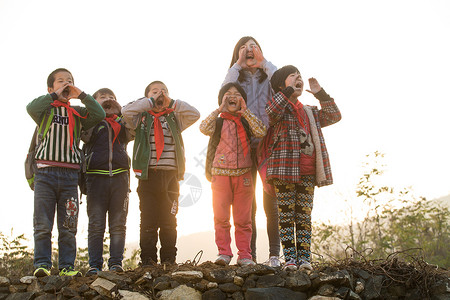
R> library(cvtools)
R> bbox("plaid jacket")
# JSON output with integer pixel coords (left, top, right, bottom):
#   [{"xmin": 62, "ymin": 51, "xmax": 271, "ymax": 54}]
[{"xmin": 265, "ymin": 88, "xmax": 341, "ymax": 186}]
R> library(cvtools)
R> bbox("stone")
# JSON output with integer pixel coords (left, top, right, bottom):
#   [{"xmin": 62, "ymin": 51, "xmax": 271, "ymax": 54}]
[
  {"xmin": 0, "ymin": 288, "xmax": 9, "ymax": 294},
  {"xmin": 355, "ymin": 280, "xmax": 364, "ymax": 294},
  {"xmin": 82, "ymin": 289, "xmax": 99, "ymax": 300},
  {"xmin": 432, "ymin": 280, "xmax": 450, "ymax": 295},
  {"xmin": 153, "ymin": 278, "xmax": 172, "ymax": 291},
  {"xmin": 354, "ymin": 269, "xmax": 371, "ymax": 280},
  {"xmin": 135, "ymin": 272, "xmax": 152, "ymax": 285},
  {"xmin": 61, "ymin": 286, "xmax": 79, "ymax": 298},
  {"xmin": 90, "ymin": 277, "xmax": 117, "ymax": 297},
  {"xmin": 218, "ymin": 283, "xmax": 240, "ymax": 293},
  {"xmin": 41, "ymin": 276, "xmax": 69, "ymax": 293},
  {"xmin": 318, "ymin": 283, "xmax": 335, "ymax": 296},
  {"xmin": 77, "ymin": 283, "xmax": 90, "ymax": 294},
  {"xmin": 233, "ymin": 276, "xmax": 244, "ymax": 286},
  {"xmin": 388, "ymin": 284, "xmax": 406, "ymax": 297},
  {"xmin": 98, "ymin": 271, "xmax": 132, "ymax": 284},
  {"xmin": 362, "ymin": 275, "xmax": 383, "ymax": 300},
  {"xmin": 193, "ymin": 279, "xmax": 209, "ymax": 292},
  {"xmin": 4, "ymin": 292, "xmax": 35, "ymax": 300},
  {"xmin": 348, "ymin": 290, "xmax": 362, "ymax": 300},
  {"xmin": 242, "ymin": 277, "xmax": 256, "ymax": 290},
  {"xmin": 285, "ymin": 271, "xmax": 311, "ymax": 291},
  {"xmin": 26, "ymin": 280, "xmax": 43, "ymax": 294},
  {"xmin": 0, "ymin": 294, "xmax": 7, "ymax": 300},
  {"xmin": 245, "ymin": 287, "xmax": 307, "ymax": 300},
  {"xmin": 256, "ymin": 274, "xmax": 285, "ymax": 288},
  {"xmin": 335, "ymin": 287, "xmax": 350, "ymax": 298},
  {"xmin": 235, "ymin": 264, "xmax": 275, "ymax": 278},
  {"xmin": 308, "ymin": 297, "xmax": 341, "ymax": 300},
  {"xmin": 19, "ymin": 277, "xmax": 35, "ymax": 285},
  {"xmin": 34, "ymin": 295, "xmax": 57, "ymax": 300},
  {"xmin": 118, "ymin": 290, "xmax": 149, "ymax": 300},
  {"xmin": 9, "ymin": 285, "xmax": 27, "ymax": 293},
  {"xmin": 313, "ymin": 271, "xmax": 350, "ymax": 287},
  {"xmin": 202, "ymin": 288, "xmax": 226, "ymax": 300},
  {"xmin": 205, "ymin": 269, "xmax": 235, "ymax": 283},
  {"xmin": 206, "ymin": 282, "xmax": 218, "ymax": 289},
  {"xmin": 231, "ymin": 291, "xmax": 244, "ymax": 300},
  {"xmin": 0, "ymin": 278, "xmax": 10, "ymax": 287},
  {"xmin": 171, "ymin": 271, "xmax": 203, "ymax": 283},
  {"xmin": 159, "ymin": 285, "xmax": 201, "ymax": 300}
]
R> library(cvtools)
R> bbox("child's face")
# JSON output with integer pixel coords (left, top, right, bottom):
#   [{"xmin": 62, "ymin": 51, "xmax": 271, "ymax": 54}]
[
  {"xmin": 222, "ymin": 86, "xmax": 242, "ymax": 114},
  {"xmin": 243, "ymin": 39, "xmax": 258, "ymax": 67},
  {"xmin": 48, "ymin": 71, "xmax": 73, "ymax": 95},
  {"xmin": 147, "ymin": 83, "xmax": 169, "ymax": 112},
  {"xmin": 95, "ymin": 93, "xmax": 121, "ymax": 116},
  {"xmin": 285, "ymin": 71, "xmax": 304, "ymax": 98}
]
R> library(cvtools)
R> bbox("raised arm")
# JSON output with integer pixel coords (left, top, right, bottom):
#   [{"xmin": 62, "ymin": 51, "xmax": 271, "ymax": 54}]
[
  {"xmin": 173, "ymin": 100, "xmax": 200, "ymax": 132},
  {"xmin": 199, "ymin": 109, "xmax": 220, "ymax": 136},
  {"xmin": 265, "ymin": 87, "xmax": 294, "ymax": 125},
  {"xmin": 242, "ymin": 109, "xmax": 267, "ymax": 138},
  {"xmin": 121, "ymin": 97, "xmax": 151, "ymax": 130}
]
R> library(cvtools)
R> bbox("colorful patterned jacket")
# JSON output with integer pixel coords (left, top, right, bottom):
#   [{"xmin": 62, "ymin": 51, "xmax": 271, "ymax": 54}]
[{"xmin": 265, "ymin": 87, "xmax": 341, "ymax": 187}]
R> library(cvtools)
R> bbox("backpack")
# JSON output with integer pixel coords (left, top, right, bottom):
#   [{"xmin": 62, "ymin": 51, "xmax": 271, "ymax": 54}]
[{"xmin": 25, "ymin": 107, "xmax": 52, "ymax": 190}]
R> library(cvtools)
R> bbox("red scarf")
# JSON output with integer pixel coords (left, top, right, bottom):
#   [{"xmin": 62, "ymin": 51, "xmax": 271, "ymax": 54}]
[
  {"xmin": 105, "ymin": 114, "xmax": 121, "ymax": 145},
  {"xmin": 289, "ymin": 101, "xmax": 310, "ymax": 133},
  {"xmin": 220, "ymin": 112, "xmax": 249, "ymax": 157},
  {"xmin": 148, "ymin": 108, "xmax": 174, "ymax": 162},
  {"xmin": 51, "ymin": 100, "xmax": 88, "ymax": 150}
]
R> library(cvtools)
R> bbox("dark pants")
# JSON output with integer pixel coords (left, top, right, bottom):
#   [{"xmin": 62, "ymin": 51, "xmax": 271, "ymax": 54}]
[
  {"xmin": 138, "ymin": 169, "xmax": 179, "ymax": 264},
  {"xmin": 250, "ymin": 148, "xmax": 281, "ymax": 261},
  {"xmin": 86, "ymin": 172, "xmax": 129, "ymax": 269}
]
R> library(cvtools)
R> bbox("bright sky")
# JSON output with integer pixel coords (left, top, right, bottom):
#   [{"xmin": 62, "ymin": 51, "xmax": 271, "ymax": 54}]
[{"xmin": 0, "ymin": 0, "xmax": 449, "ymax": 255}]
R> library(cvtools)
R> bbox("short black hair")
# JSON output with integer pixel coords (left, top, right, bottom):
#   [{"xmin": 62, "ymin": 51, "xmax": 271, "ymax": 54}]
[
  {"xmin": 47, "ymin": 68, "xmax": 73, "ymax": 88},
  {"xmin": 93, "ymin": 88, "xmax": 116, "ymax": 100},
  {"xmin": 218, "ymin": 82, "xmax": 247, "ymax": 106},
  {"xmin": 270, "ymin": 65, "xmax": 300, "ymax": 94},
  {"xmin": 144, "ymin": 81, "xmax": 167, "ymax": 97}
]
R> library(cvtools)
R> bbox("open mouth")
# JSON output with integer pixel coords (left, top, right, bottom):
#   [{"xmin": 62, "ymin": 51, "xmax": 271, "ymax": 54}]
[
  {"xmin": 228, "ymin": 98, "xmax": 238, "ymax": 107},
  {"xmin": 246, "ymin": 52, "xmax": 254, "ymax": 59},
  {"xmin": 155, "ymin": 95, "xmax": 164, "ymax": 106},
  {"xmin": 62, "ymin": 87, "xmax": 70, "ymax": 98},
  {"xmin": 295, "ymin": 82, "xmax": 303, "ymax": 89},
  {"xmin": 101, "ymin": 100, "xmax": 114, "ymax": 110}
]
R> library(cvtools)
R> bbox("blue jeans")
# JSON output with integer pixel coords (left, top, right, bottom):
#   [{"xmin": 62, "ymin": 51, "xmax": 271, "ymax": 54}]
[
  {"xmin": 86, "ymin": 172, "xmax": 129, "ymax": 269},
  {"xmin": 33, "ymin": 167, "xmax": 79, "ymax": 270}
]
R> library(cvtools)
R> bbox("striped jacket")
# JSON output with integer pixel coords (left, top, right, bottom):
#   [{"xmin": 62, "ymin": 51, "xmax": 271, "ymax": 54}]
[
  {"xmin": 265, "ymin": 88, "xmax": 341, "ymax": 186},
  {"xmin": 27, "ymin": 93, "xmax": 105, "ymax": 166}
]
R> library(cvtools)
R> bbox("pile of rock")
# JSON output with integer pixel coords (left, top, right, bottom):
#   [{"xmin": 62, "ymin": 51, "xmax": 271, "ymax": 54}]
[{"xmin": 0, "ymin": 261, "xmax": 448, "ymax": 299}]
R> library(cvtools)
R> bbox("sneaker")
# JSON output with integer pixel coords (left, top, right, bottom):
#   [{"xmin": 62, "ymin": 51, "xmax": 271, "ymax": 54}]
[
  {"xmin": 59, "ymin": 267, "xmax": 82, "ymax": 277},
  {"xmin": 109, "ymin": 265, "xmax": 124, "ymax": 273},
  {"xmin": 237, "ymin": 258, "xmax": 256, "ymax": 267},
  {"xmin": 85, "ymin": 267, "xmax": 100, "ymax": 277},
  {"xmin": 267, "ymin": 256, "xmax": 281, "ymax": 268},
  {"xmin": 214, "ymin": 254, "xmax": 232, "ymax": 266},
  {"xmin": 283, "ymin": 259, "xmax": 297, "ymax": 271},
  {"xmin": 33, "ymin": 266, "xmax": 50, "ymax": 277},
  {"xmin": 298, "ymin": 259, "xmax": 313, "ymax": 271}
]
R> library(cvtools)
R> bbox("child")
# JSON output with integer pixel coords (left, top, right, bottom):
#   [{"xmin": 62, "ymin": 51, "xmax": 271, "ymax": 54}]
[
  {"xmin": 122, "ymin": 81, "xmax": 200, "ymax": 266},
  {"xmin": 26, "ymin": 68, "xmax": 105, "ymax": 277},
  {"xmin": 222, "ymin": 36, "xmax": 280, "ymax": 266},
  {"xmin": 81, "ymin": 88, "xmax": 131, "ymax": 276},
  {"xmin": 200, "ymin": 82, "xmax": 267, "ymax": 267},
  {"xmin": 266, "ymin": 65, "xmax": 341, "ymax": 271}
]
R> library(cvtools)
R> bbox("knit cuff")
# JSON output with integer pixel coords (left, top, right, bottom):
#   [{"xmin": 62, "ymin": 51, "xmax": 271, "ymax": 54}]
[
  {"xmin": 78, "ymin": 92, "xmax": 87, "ymax": 100},
  {"xmin": 314, "ymin": 88, "xmax": 332, "ymax": 102},
  {"xmin": 281, "ymin": 86, "xmax": 295, "ymax": 99}
]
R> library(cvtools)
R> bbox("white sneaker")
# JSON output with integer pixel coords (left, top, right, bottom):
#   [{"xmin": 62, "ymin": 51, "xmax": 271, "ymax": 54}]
[
  {"xmin": 267, "ymin": 256, "xmax": 281, "ymax": 268},
  {"xmin": 215, "ymin": 254, "xmax": 231, "ymax": 266},
  {"xmin": 298, "ymin": 259, "xmax": 313, "ymax": 270},
  {"xmin": 283, "ymin": 259, "xmax": 297, "ymax": 271}
]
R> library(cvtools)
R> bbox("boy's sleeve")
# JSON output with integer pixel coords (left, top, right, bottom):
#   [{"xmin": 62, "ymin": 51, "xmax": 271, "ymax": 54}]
[
  {"xmin": 314, "ymin": 89, "xmax": 342, "ymax": 127},
  {"xmin": 26, "ymin": 94, "xmax": 56, "ymax": 125},
  {"xmin": 199, "ymin": 109, "xmax": 219, "ymax": 136},
  {"xmin": 222, "ymin": 63, "xmax": 242, "ymax": 87},
  {"xmin": 121, "ymin": 97, "xmax": 151, "ymax": 131},
  {"xmin": 173, "ymin": 100, "xmax": 201, "ymax": 132},
  {"xmin": 265, "ymin": 87, "xmax": 294, "ymax": 125},
  {"xmin": 79, "ymin": 94, "xmax": 106, "ymax": 130},
  {"xmin": 242, "ymin": 109, "xmax": 267, "ymax": 138}
]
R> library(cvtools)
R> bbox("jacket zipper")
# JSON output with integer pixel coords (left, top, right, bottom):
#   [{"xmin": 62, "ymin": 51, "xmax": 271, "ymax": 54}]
[{"xmin": 107, "ymin": 121, "xmax": 113, "ymax": 177}]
